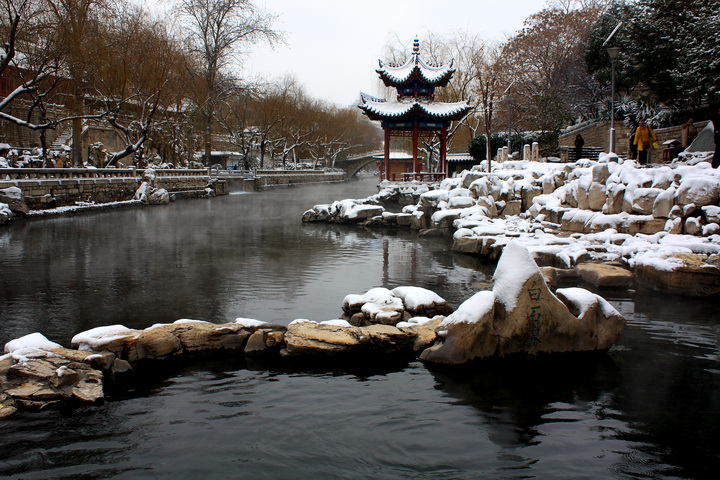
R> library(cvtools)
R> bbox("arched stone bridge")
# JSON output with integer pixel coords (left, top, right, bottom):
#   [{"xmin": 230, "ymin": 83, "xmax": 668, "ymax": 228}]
[{"xmin": 335, "ymin": 151, "xmax": 383, "ymax": 179}]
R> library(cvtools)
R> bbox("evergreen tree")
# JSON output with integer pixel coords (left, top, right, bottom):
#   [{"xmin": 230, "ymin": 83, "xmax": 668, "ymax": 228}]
[{"xmin": 586, "ymin": 0, "xmax": 720, "ymax": 108}]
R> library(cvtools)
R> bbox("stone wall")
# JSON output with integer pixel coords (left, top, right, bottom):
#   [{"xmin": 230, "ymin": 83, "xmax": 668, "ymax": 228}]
[
  {"xmin": 654, "ymin": 120, "xmax": 710, "ymax": 145},
  {"xmin": 559, "ymin": 121, "xmax": 630, "ymax": 156},
  {"xmin": 560, "ymin": 120, "xmax": 712, "ymax": 159},
  {"xmin": 0, "ymin": 173, "xmax": 224, "ymax": 210}
]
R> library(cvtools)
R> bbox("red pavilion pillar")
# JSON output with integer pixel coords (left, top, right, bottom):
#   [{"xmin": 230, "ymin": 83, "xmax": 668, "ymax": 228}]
[
  {"xmin": 383, "ymin": 128, "xmax": 390, "ymax": 181},
  {"xmin": 412, "ymin": 126, "xmax": 419, "ymax": 180},
  {"xmin": 440, "ymin": 127, "xmax": 448, "ymax": 175}
]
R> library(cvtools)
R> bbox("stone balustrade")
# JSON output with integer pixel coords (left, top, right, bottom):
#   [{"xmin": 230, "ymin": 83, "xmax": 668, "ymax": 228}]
[{"xmin": 0, "ymin": 168, "xmax": 210, "ymax": 180}]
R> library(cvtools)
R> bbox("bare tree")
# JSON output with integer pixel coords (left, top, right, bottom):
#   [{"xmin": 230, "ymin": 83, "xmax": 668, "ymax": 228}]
[
  {"xmin": 177, "ymin": 0, "xmax": 279, "ymax": 165},
  {"xmin": 500, "ymin": 5, "xmax": 605, "ymax": 133},
  {"xmin": 0, "ymin": 1, "xmax": 60, "ymax": 131},
  {"xmin": 0, "ymin": 0, "xmax": 113, "ymax": 164},
  {"xmin": 45, "ymin": 0, "xmax": 110, "ymax": 165},
  {"xmin": 97, "ymin": 4, "xmax": 192, "ymax": 167}
]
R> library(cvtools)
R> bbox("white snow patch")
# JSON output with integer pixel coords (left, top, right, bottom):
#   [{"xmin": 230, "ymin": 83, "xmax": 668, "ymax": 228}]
[
  {"xmin": 440, "ymin": 290, "xmax": 495, "ymax": 326},
  {"xmin": 319, "ymin": 319, "xmax": 353, "ymax": 327},
  {"xmin": 289, "ymin": 319, "xmax": 315, "ymax": 326},
  {"xmin": 71, "ymin": 325, "xmax": 137, "ymax": 351},
  {"xmin": 492, "ymin": 240, "xmax": 541, "ymax": 311},
  {"xmin": 235, "ymin": 318, "xmax": 268, "ymax": 327},
  {"xmin": 4, "ymin": 332, "xmax": 62, "ymax": 354},
  {"xmin": 396, "ymin": 316, "xmax": 437, "ymax": 328},
  {"xmin": 391, "ymin": 286, "xmax": 445, "ymax": 310},
  {"xmin": 556, "ymin": 287, "xmax": 597, "ymax": 317}
]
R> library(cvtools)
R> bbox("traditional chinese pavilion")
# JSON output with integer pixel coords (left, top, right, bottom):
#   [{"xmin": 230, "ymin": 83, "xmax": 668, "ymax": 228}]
[{"xmin": 359, "ymin": 38, "xmax": 472, "ymax": 181}]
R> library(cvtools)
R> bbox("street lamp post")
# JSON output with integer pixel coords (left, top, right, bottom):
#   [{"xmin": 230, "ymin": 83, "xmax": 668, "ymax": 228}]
[{"xmin": 607, "ymin": 46, "xmax": 621, "ymax": 154}]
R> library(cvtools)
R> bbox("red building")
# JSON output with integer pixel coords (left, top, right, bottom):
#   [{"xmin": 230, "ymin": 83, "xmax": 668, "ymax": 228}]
[{"xmin": 359, "ymin": 38, "xmax": 472, "ymax": 181}]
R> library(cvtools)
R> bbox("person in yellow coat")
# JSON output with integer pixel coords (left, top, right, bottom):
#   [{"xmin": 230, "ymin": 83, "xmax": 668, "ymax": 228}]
[{"xmin": 633, "ymin": 119, "xmax": 657, "ymax": 165}]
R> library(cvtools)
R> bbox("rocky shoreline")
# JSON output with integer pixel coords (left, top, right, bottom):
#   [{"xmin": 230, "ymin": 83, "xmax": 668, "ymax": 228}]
[
  {"xmin": 1, "ymin": 243, "xmax": 626, "ymax": 417},
  {"xmin": 303, "ymin": 158, "xmax": 720, "ymax": 297}
]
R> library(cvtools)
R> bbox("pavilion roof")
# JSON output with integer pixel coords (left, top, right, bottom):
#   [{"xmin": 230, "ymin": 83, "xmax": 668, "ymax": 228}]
[
  {"xmin": 376, "ymin": 39, "xmax": 455, "ymax": 87},
  {"xmin": 359, "ymin": 98, "xmax": 472, "ymax": 122}
]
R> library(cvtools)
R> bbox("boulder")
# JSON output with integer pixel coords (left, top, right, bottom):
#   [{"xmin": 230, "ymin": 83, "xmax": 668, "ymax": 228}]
[
  {"xmin": 159, "ymin": 321, "xmax": 255, "ymax": 352},
  {"xmin": 0, "ymin": 392, "xmax": 17, "ymax": 418},
  {"xmin": 702, "ymin": 206, "xmax": 720, "ymax": 224},
  {"xmin": 391, "ymin": 286, "xmax": 453, "ymax": 317},
  {"xmin": 502, "ymin": 200, "xmax": 522, "ymax": 216},
  {"xmin": 652, "ymin": 187, "xmax": 675, "ymax": 218},
  {"xmin": 587, "ymin": 182, "xmax": 607, "ymax": 211},
  {"xmin": 147, "ymin": 188, "xmax": 170, "ymax": 205},
  {"xmin": 244, "ymin": 329, "xmax": 284, "ymax": 355},
  {"xmin": 576, "ymin": 178, "xmax": 591, "ymax": 210},
  {"xmin": 591, "ymin": 164, "xmax": 610, "ymax": 184},
  {"xmin": 431, "ymin": 209, "xmax": 464, "ymax": 229},
  {"xmin": 541, "ymin": 175, "xmax": 555, "ymax": 195},
  {"xmin": 419, "ymin": 291, "xmax": 497, "ymax": 364},
  {"xmin": 282, "ymin": 321, "xmax": 415, "ymax": 356},
  {"xmin": 634, "ymin": 254, "xmax": 720, "ymax": 296},
  {"xmin": 521, "ymin": 186, "xmax": 542, "ymax": 212},
  {"xmin": 685, "ymin": 217, "xmax": 703, "ymax": 235},
  {"xmin": 632, "ymin": 188, "xmax": 663, "ymax": 215},
  {"xmin": 575, "ymin": 263, "xmax": 634, "ymax": 288},
  {"xmin": 102, "ymin": 327, "xmax": 181, "ymax": 362},
  {"xmin": 554, "ymin": 288, "xmax": 627, "ymax": 350},
  {"xmin": 452, "ymin": 235, "xmax": 483, "ymax": 254},
  {"xmin": 420, "ymin": 241, "xmax": 626, "ymax": 364},
  {"xmin": 0, "ymin": 186, "xmax": 29, "ymax": 215},
  {"xmin": 396, "ymin": 317, "xmax": 444, "ymax": 351},
  {"xmin": 603, "ymin": 184, "xmax": 625, "ymax": 215},
  {"xmin": 419, "ymin": 190, "xmax": 449, "ymax": 208},
  {"xmin": 677, "ymin": 177, "xmax": 720, "ymax": 207},
  {"xmin": 3, "ymin": 352, "xmax": 106, "ymax": 410},
  {"xmin": 665, "ymin": 217, "xmax": 683, "ymax": 234},
  {"xmin": 703, "ymin": 223, "xmax": 720, "ymax": 236},
  {"xmin": 342, "ymin": 286, "xmax": 451, "ymax": 326},
  {"xmin": 448, "ymin": 195, "xmax": 475, "ymax": 209}
]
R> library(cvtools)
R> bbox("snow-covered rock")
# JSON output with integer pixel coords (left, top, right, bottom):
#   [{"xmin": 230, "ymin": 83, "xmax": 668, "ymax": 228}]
[
  {"xmin": 420, "ymin": 242, "xmax": 626, "ymax": 364},
  {"xmin": 342, "ymin": 286, "xmax": 452, "ymax": 326},
  {"xmin": 0, "ymin": 186, "xmax": 29, "ymax": 215}
]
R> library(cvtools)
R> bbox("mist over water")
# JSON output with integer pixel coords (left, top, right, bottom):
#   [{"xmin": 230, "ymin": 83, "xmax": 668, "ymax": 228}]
[
  {"xmin": 1, "ymin": 179, "xmax": 488, "ymax": 346},
  {"xmin": 1, "ymin": 178, "xmax": 719, "ymax": 479}
]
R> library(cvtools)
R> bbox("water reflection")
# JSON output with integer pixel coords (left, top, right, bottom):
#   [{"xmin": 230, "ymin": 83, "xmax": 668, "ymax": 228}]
[{"xmin": 604, "ymin": 296, "xmax": 720, "ymax": 480}]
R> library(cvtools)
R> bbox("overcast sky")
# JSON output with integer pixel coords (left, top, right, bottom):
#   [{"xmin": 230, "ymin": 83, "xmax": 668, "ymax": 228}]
[{"xmin": 154, "ymin": 0, "xmax": 551, "ymax": 107}]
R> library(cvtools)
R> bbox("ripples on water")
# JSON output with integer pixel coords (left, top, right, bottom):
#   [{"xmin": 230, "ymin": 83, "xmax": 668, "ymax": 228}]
[{"xmin": 1, "ymin": 179, "xmax": 719, "ymax": 479}]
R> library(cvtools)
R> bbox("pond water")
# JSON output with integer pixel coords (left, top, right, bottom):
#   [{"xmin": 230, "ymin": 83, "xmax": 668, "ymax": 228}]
[{"xmin": 1, "ymin": 179, "xmax": 719, "ymax": 479}]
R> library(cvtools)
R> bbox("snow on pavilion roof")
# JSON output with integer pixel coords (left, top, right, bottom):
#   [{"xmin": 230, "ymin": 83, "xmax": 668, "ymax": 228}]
[
  {"xmin": 359, "ymin": 98, "xmax": 472, "ymax": 122},
  {"xmin": 377, "ymin": 39, "xmax": 455, "ymax": 87}
]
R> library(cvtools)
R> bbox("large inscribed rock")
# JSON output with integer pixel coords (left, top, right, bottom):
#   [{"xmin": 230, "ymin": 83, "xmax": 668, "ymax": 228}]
[{"xmin": 420, "ymin": 241, "xmax": 626, "ymax": 364}]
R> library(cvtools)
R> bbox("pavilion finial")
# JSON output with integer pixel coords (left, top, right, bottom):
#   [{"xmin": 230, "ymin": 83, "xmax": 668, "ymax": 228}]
[{"xmin": 412, "ymin": 37, "xmax": 420, "ymax": 55}]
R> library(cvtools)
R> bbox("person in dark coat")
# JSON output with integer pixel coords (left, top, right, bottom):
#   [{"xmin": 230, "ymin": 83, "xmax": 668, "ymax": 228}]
[
  {"xmin": 574, "ymin": 134, "xmax": 584, "ymax": 160},
  {"xmin": 711, "ymin": 104, "xmax": 720, "ymax": 169}
]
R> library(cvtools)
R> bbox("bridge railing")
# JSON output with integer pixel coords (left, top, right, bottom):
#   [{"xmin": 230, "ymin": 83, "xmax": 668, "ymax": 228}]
[{"xmin": 255, "ymin": 169, "xmax": 336, "ymax": 176}]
